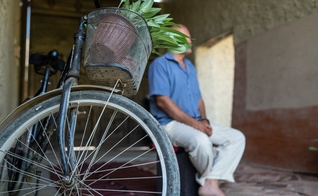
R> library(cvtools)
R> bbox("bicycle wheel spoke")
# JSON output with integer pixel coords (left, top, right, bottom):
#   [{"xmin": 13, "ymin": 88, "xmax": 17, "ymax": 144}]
[
  {"xmin": 0, "ymin": 90, "xmax": 179, "ymax": 195},
  {"xmin": 80, "ymin": 104, "xmax": 114, "ymax": 174},
  {"xmin": 29, "ymin": 119, "xmax": 64, "ymax": 175},
  {"xmin": 0, "ymin": 160, "xmax": 61, "ymax": 196},
  {"xmin": 85, "ymin": 137, "xmax": 154, "ymax": 185},
  {"xmin": 83, "ymin": 114, "xmax": 130, "ymax": 178},
  {"xmin": 77, "ymin": 105, "xmax": 93, "ymax": 168},
  {"xmin": 79, "ymin": 110, "xmax": 127, "ymax": 178},
  {"xmin": 2, "ymin": 148, "xmax": 59, "ymax": 180}
]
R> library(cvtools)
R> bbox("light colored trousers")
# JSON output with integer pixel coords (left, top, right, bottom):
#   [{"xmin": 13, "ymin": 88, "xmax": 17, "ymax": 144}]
[{"xmin": 163, "ymin": 120, "xmax": 245, "ymax": 186}]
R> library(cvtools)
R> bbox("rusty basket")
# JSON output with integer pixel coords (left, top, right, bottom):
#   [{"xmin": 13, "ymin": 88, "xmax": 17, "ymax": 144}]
[{"xmin": 84, "ymin": 8, "xmax": 152, "ymax": 97}]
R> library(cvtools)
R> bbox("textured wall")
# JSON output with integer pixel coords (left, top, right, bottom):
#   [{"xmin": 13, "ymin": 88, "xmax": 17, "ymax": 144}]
[
  {"xmin": 233, "ymin": 11, "xmax": 318, "ymax": 173},
  {"xmin": 0, "ymin": 0, "xmax": 20, "ymax": 121},
  {"xmin": 233, "ymin": 39, "xmax": 318, "ymax": 173},
  {"xmin": 162, "ymin": 0, "xmax": 318, "ymax": 172},
  {"xmin": 246, "ymin": 12, "xmax": 318, "ymax": 111},
  {"xmin": 162, "ymin": 0, "xmax": 317, "ymax": 45}
]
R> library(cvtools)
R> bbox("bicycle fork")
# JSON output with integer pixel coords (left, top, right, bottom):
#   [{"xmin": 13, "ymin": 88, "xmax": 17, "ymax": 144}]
[
  {"xmin": 56, "ymin": 16, "xmax": 86, "ymax": 189},
  {"xmin": 57, "ymin": 77, "xmax": 75, "ymax": 176},
  {"xmin": 57, "ymin": 77, "xmax": 81, "ymax": 191}
]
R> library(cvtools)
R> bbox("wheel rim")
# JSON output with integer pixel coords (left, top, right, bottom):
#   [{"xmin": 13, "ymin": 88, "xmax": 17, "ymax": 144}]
[{"xmin": 0, "ymin": 93, "xmax": 174, "ymax": 195}]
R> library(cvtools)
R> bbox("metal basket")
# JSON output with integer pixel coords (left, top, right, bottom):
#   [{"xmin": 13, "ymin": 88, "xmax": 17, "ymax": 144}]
[{"xmin": 84, "ymin": 8, "xmax": 152, "ymax": 97}]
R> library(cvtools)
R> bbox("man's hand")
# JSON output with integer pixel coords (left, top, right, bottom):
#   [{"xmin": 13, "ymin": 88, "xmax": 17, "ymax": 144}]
[
  {"xmin": 193, "ymin": 120, "xmax": 212, "ymax": 136},
  {"xmin": 155, "ymin": 96, "xmax": 212, "ymax": 136}
]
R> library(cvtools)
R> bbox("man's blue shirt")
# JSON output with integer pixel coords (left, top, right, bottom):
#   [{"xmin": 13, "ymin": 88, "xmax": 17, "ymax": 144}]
[{"xmin": 148, "ymin": 52, "xmax": 202, "ymax": 125}]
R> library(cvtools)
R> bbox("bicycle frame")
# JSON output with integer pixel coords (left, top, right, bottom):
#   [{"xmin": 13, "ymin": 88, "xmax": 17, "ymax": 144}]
[
  {"xmin": 4, "ymin": 14, "xmax": 89, "ymax": 181},
  {"xmin": 0, "ymin": 1, "xmax": 181, "ymax": 195}
]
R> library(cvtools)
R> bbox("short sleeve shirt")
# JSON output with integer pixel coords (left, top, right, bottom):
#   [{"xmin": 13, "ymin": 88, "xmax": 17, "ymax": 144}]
[{"xmin": 148, "ymin": 52, "xmax": 202, "ymax": 125}]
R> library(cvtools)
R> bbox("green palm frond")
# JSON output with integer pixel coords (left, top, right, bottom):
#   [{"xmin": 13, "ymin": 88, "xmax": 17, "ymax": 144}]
[{"xmin": 118, "ymin": 0, "xmax": 192, "ymax": 55}]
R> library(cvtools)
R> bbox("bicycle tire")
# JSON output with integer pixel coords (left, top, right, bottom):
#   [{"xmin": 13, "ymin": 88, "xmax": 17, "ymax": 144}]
[{"xmin": 0, "ymin": 90, "xmax": 180, "ymax": 196}]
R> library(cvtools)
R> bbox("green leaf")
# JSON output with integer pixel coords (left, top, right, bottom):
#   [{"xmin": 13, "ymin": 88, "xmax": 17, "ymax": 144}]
[
  {"xmin": 122, "ymin": 0, "xmax": 130, "ymax": 8},
  {"xmin": 131, "ymin": 0, "xmax": 142, "ymax": 12},
  {"xmin": 309, "ymin": 146, "xmax": 318, "ymax": 151},
  {"xmin": 154, "ymin": 36, "xmax": 178, "ymax": 46},
  {"xmin": 151, "ymin": 48, "xmax": 162, "ymax": 56},
  {"xmin": 168, "ymin": 44, "xmax": 192, "ymax": 54},
  {"xmin": 139, "ymin": 0, "xmax": 154, "ymax": 14},
  {"xmin": 152, "ymin": 14, "xmax": 170, "ymax": 24},
  {"xmin": 160, "ymin": 27, "xmax": 191, "ymax": 38},
  {"xmin": 141, "ymin": 7, "xmax": 161, "ymax": 18},
  {"xmin": 147, "ymin": 20, "xmax": 161, "ymax": 28}
]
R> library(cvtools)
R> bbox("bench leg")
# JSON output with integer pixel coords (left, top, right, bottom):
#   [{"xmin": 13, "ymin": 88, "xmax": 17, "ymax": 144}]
[
  {"xmin": 157, "ymin": 149, "xmax": 200, "ymax": 196},
  {"xmin": 176, "ymin": 149, "xmax": 200, "ymax": 196}
]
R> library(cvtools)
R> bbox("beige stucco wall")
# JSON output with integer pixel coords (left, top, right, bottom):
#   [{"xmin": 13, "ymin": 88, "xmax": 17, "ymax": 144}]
[
  {"xmin": 196, "ymin": 36, "xmax": 235, "ymax": 127},
  {"xmin": 0, "ymin": 0, "xmax": 20, "ymax": 121}
]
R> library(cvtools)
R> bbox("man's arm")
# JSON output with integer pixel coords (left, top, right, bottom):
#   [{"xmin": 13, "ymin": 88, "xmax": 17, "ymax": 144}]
[
  {"xmin": 198, "ymin": 98, "xmax": 210, "ymax": 125},
  {"xmin": 156, "ymin": 95, "xmax": 212, "ymax": 136}
]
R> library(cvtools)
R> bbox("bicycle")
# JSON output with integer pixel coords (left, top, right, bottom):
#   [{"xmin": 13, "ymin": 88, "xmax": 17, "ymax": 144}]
[{"xmin": 0, "ymin": 0, "xmax": 180, "ymax": 195}]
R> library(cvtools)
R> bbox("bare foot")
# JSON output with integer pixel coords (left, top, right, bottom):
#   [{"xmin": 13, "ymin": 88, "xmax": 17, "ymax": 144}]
[{"xmin": 198, "ymin": 179, "xmax": 225, "ymax": 196}]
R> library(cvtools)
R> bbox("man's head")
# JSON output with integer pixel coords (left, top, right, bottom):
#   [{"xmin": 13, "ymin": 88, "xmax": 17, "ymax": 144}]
[{"xmin": 172, "ymin": 24, "xmax": 192, "ymax": 56}]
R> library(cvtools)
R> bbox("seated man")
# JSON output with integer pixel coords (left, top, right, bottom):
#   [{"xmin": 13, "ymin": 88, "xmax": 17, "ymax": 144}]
[{"xmin": 148, "ymin": 24, "xmax": 246, "ymax": 196}]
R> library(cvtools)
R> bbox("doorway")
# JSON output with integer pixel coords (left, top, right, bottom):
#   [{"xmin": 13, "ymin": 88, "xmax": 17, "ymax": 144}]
[{"xmin": 195, "ymin": 34, "xmax": 235, "ymax": 127}]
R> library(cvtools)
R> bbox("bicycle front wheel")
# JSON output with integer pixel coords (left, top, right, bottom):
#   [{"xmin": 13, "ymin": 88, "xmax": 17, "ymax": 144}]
[{"xmin": 0, "ymin": 90, "xmax": 180, "ymax": 195}]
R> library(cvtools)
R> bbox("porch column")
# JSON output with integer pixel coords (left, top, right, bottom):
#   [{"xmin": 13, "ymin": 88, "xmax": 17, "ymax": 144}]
[{"xmin": 0, "ymin": 0, "xmax": 20, "ymax": 121}]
